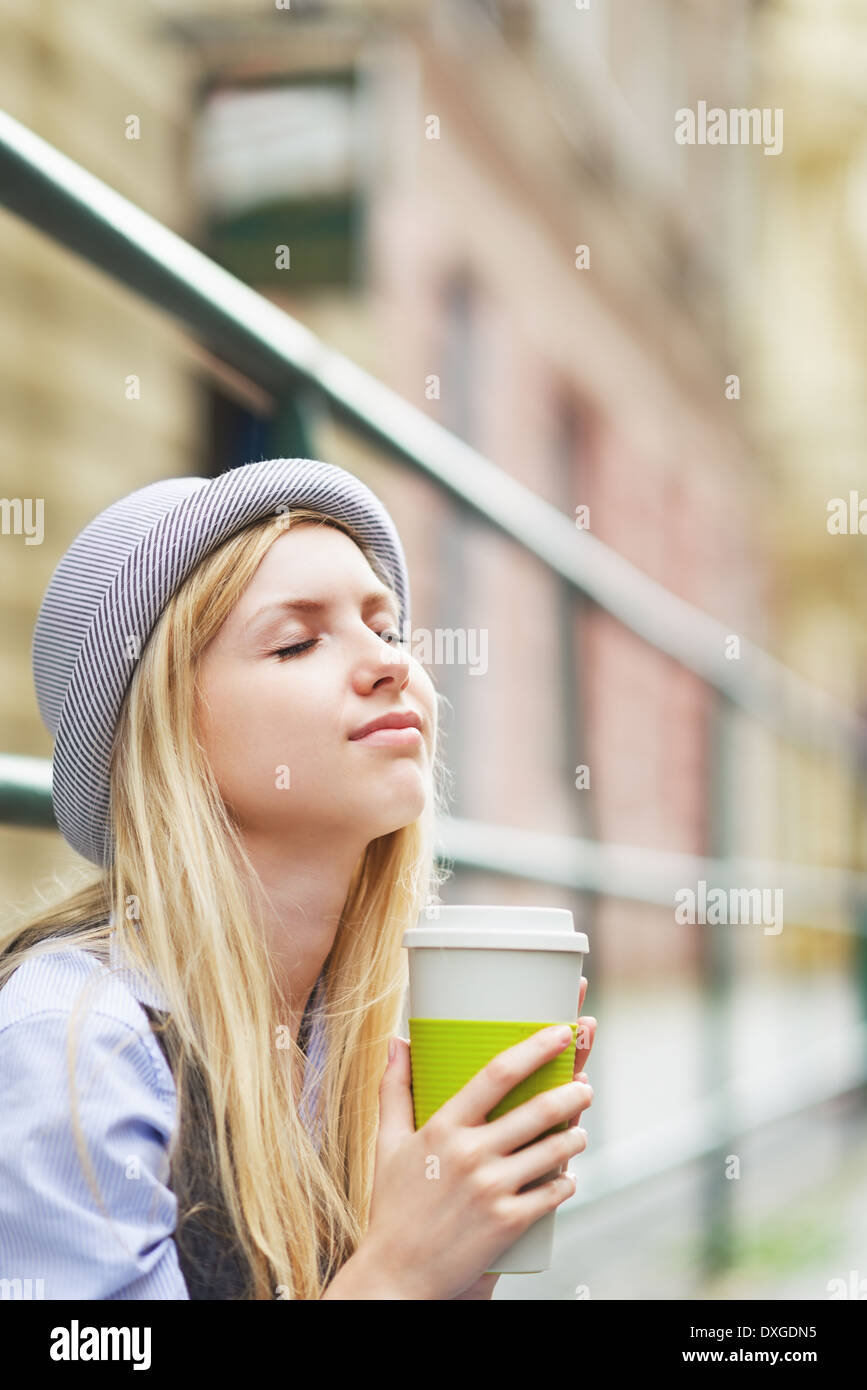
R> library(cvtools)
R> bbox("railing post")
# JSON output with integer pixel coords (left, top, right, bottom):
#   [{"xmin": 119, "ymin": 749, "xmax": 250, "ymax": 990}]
[
  {"xmin": 265, "ymin": 387, "xmax": 319, "ymax": 462},
  {"xmin": 0, "ymin": 756, "xmax": 55, "ymax": 830},
  {"xmin": 701, "ymin": 691, "xmax": 735, "ymax": 1277},
  {"xmin": 856, "ymin": 701, "xmax": 867, "ymax": 1099}
]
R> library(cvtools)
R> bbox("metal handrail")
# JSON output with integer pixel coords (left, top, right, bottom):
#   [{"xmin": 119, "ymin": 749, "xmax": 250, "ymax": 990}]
[
  {"xmin": 0, "ymin": 108, "xmax": 864, "ymax": 760},
  {"xmin": 0, "ymin": 755, "xmax": 53, "ymax": 829},
  {"xmin": 437, "ymin": 815, "xmax": 867, "ymax": 927},
  {"xmin": 4, "ymin": 752, "xmax": 864, "ymax": 926},
  {"xmin": 561, "ymin": 1021, "xmax": 867, "ymax": 1212}
]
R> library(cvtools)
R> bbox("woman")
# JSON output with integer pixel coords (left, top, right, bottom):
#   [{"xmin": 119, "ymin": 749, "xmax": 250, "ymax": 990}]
[{"xmin": 0, "ymin": 457, "xmax": 596, "ymax": 1300}]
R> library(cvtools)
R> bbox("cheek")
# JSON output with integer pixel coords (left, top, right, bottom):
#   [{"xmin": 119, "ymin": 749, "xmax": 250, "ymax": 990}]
[
  {"xmin": 197, "ymin": 685, "xmax": 243, "ymax": 794},
  {"xmin": 197, "ymin": 675, "xmax": 301, "ymax": 815},
  {"xmin": 201, "ymin": 666, "xmax": 333, "ymax": 777},
  {"xmin": 412, "ymin": 668, "xmax": 439, "ymax": 741},
  {"xmin": 198, "ymin": 667, "xmax": 280, "ymax": 776}
]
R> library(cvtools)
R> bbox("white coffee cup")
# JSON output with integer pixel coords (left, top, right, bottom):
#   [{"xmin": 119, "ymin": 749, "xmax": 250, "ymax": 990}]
[{"xmin": 401, "ymin": 904, "xmax": 589, "ymax": 1274}]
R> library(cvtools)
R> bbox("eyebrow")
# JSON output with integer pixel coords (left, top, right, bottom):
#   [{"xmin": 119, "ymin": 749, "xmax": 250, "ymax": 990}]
[{"xmin": 244, "ymin": 589, "xmax": 401, "ymax": 640}]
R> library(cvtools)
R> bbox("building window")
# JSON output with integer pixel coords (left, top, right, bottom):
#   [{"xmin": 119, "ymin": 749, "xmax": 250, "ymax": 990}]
[{"xmin": 190, "ymin": 71, "xmax": 367, "ymax": 293}]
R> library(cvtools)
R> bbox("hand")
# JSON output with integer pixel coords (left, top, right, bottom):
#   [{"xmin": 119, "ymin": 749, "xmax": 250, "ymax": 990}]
[
  {"xmin": 452, "ymin": 1271, "xmax": 501, "ymax": 1300},
  {"xmin": 366, "ymin": 1021, "xmax": 593, "ymax": 1299},
  {"xmin": 567, "ymin": 974, "xmax": 597, "ymax": 1131},
  {"xmin": 453, "ymin": 975, "xmax": 597, "ymax": 1300}
]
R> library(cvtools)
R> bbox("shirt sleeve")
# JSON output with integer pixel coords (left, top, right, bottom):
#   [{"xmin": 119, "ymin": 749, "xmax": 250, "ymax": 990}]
[{"xmin": 0, "ymin": 1007, "xmax": 189, "ymax": 1300}]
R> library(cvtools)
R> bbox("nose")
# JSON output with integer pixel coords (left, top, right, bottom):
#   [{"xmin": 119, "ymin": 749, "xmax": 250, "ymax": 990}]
[{"xmin": 355, "ymin": 624, "xmax": 412, "ymax": 690}]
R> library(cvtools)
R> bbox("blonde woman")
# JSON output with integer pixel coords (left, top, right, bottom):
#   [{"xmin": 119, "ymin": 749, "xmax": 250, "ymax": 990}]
[{"xmin": 0, "ymin": 458, "xmax": 596, "ymax": 1300}]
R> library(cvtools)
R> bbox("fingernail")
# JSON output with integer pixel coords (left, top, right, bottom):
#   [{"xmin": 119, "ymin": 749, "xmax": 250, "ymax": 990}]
[{"xmin": 388, "ymin": 1038, "xmax": 396, "ymax": 1063}]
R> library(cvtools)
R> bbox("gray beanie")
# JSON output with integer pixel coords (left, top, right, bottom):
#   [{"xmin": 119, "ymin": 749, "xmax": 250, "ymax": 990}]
[{"xmin": 32, "ymin": 457, "xmax": 411, "ymax": 867}]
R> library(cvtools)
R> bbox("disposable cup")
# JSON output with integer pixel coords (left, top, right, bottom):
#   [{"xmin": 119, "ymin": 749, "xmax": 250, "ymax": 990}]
[{"xmin": 401, "ymin": 904, "xmax": 589, "ymax": 1274}]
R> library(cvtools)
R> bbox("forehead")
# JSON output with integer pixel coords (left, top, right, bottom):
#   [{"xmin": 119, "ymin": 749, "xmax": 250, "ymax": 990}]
[
  {"xmin": 253, "ymin": 522, "xmax": 382, "ymax": 587},
  {"xmin": 233, "ymin": 524, "xmax": 397, "ymax": 626}
]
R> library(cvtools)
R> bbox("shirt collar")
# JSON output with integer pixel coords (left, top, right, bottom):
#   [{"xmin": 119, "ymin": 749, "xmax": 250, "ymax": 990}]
[
  {"xmin": 108, "ymin": 909, "xmax": 171, "ymax": 1012},
  {"xmin": 109, "ymin": 911, "xmax": 326, "ymax": 1144},
  {"xmin": 107, "ymin": 910, "xmax": 327, "ymax": 1023}
]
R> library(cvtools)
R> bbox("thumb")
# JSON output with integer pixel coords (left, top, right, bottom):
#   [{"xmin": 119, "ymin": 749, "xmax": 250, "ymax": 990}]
[{"xmin": 378, "ymin": 1036, "xmax": 416, "ymax": 1144}]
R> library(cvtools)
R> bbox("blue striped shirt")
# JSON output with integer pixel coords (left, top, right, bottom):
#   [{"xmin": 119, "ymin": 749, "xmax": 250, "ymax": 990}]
[{"xmin": 0, "ymin": 921, "xmax": 327, "ymax": 1300}]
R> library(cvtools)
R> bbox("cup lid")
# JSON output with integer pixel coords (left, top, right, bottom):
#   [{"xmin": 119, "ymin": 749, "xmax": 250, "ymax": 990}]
[
  {"xmin": 402, "ymin": 905, "xmax": 589, "ymax": 953},
  {"xmin": 418, "ymin": 905, "xmax": 576, "ymax": 931}
]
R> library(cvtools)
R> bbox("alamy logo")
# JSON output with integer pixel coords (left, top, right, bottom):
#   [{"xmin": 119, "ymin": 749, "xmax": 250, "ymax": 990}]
[
  {"xmin": 0, "ymin": 497, "xmax": 44, "ymax": 545},
  {"xmin": 675, "ymin": 102, "xmax": 783, "ymax": 156},
  {"xmin": 50, "ymin": 1320, "xmax": 151, "ymax": 1371},
  {"xmin": 675, "ymin": 880, "xmax": 784, "ymax": 935},
  {"xmin": 380, "ymin": 622, "xmax": 488, "ymax": 675},
  {"xmin": 827, "ymin": 491, "xmax": 867, "ymax": 534},
  {"xmin": 0, "ymin": 1276, "xmax": 44, "ymax": 1299}
]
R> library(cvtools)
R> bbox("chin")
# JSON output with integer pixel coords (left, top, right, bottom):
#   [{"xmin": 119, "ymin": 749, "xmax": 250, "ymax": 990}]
[{"xmin": 364, "ymin": 794, "xmax": 428, "ymax": 841}]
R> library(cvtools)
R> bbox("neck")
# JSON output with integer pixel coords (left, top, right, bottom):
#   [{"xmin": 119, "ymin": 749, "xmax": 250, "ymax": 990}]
[{"xmin": 239, "ymin": 827, "xmax": 365, "ymax": 1044}]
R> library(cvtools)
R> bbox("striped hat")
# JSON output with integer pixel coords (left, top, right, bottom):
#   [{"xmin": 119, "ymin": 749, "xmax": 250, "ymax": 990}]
[{"xmin": 32, "ymin": 458, "xmax": 411, "ymax": 868}]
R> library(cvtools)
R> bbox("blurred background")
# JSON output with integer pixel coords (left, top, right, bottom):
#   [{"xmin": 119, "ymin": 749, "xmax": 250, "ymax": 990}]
[{"xmin": 1, "ymin": 0, "xmax": 866, "ymax": 1299}]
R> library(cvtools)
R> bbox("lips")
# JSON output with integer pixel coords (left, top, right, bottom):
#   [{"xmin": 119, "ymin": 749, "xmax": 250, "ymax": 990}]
[{"xmin": 349, "ymin": 709, "xmax": 423, "ymax": 741}]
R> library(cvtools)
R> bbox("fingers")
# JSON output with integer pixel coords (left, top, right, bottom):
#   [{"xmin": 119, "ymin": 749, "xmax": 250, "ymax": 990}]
[
  {"xmin": 571, "ymin": 980, "xmax": 596, "ymax": 1131},
  {"xmin": 502, "ymin": 1167, "xmax": 578, "ymax": 1230},
  {"xmin": 377, "ymin": 1036, "xmax": 415, "ymax": 1143},
  {"xmin": 575, "ymin": 976, "xmax": 596, "ymax": 1075},
  {"xmin": 436, "ymin": 1025, "xmax": 576, "ymax": 1129},
  {"xmin": 573, "ymin": 1016, "xmax": 597, "ymax": 1078},
  {"xmin": 483, "ymin": 1078, "xmax": 593, "ymax": 1155},
  {"xmin": 503, "ymin": 1122, "xmax": 588, "ymax": 1193},
  {"xmin": 567, "ymin": 1071, "xmax": 591, "ymax": 1128}
]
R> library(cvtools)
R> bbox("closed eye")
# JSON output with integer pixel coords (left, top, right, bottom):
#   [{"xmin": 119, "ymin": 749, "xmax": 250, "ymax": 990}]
[
  {"xmin": 273, "ymin": 627, "xmax": 409, "ymax": 661},
  {"xmin": 273, "ymin": 638, "xmax": 319, "ymax": 661}
]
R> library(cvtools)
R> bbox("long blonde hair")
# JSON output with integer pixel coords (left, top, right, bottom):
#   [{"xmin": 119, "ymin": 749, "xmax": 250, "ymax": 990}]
[{"xmin": 0, "ymin": 506, "xmax": 453, "ymax": 1299}]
